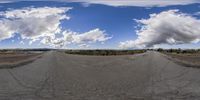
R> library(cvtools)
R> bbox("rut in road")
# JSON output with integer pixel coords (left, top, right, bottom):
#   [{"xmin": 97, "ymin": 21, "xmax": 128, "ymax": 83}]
[{"xmin": 0, "ymin": 51, "xmax": 200, "ymax": 100}]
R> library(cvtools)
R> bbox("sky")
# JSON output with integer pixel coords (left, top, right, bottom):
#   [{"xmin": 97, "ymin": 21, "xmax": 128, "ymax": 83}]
[{"xmin": 0, "ymin": 0, "xmax": 200, "ymax": 49}]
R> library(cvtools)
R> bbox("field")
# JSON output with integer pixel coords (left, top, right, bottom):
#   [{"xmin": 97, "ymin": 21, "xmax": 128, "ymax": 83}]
[
  {"xmin": 157, "ymin": 49, "xmax": 200, "ymax": 68},
  {"xmin": 0, "ymin": 50, "xmax": 44, "ymax": 68},
  {"xmin": 164, "ymin": 53, "xmax": 200, "ymax": 68}
]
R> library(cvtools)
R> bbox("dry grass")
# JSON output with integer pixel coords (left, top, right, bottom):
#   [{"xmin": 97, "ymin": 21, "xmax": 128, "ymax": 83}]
[
  {"xmin": 164, "ymin": 53, "xmax": 200, "ymax": 68},
  {"xmin": 0, "ymin": 52, "xmax": 43, "ymax": 69}
]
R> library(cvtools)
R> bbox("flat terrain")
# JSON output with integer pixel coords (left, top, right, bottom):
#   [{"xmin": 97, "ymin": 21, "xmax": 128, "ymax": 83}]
[
  {"xmin": 165, "ymin": 53, "xmax": 200, "ymax": 68},
  {"xmin": 0, "ymin": 53, "xmax": 41, "ymax": 63},
  {"xmin": 0, "ymin": 52, "xmax": 42, "ymax": 69},
  {"xmin": 0, "ymin": 51, "xmax": 200, "ymax": 100}
]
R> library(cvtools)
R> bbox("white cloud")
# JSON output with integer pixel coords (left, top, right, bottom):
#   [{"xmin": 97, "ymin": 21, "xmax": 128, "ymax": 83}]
[
  {"xmin": 119, "ymin": 10, "xmax": 200, "ymax": 49},
  {"xmin": 0, "ymin": 7, "xmax": 111, "ymax": 48},
  {"xmin": 0, "ymin": 0, "xmax": 12, "ymax": 3},
  {"xmin": 194, "ymin": 11, "xmax": 200, "ymax": 16},
  {"xmin": 63, "ymin": 28, "xmax": 112, "ymax": 44},
  {"xmin": 20, "ymin": 41, "xmax": 25, "ymax": 45},
  {"xmin": 41, "ymin": 28, "xmax": 112, "ymax": 48},
  {"xmin": 70, "ymin": 0, "xmax": 200, "ymax": 7},
  {"xmin": 0, "ymin": 7, "xmax": 71, "ymax": 40},
  {"xmin": 0, "ymin": 20, "xmax": 15, "ymax": 40},
  {"xmin": 0, "ymin": 0, "xmax": 199, "ymax": 7},
  {"xmin": 1, "ymin": 7, "xmax": 70, "ymax": 19},
  {"xmin": 78, "ymin": 44, "xmax": 90, "ymax": 48},
  {"xmin": 41, "ymin": 36, "xmax": 65, "ymax": 47}
]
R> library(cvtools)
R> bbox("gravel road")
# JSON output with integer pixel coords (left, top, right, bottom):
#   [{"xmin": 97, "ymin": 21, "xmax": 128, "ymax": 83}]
[{"xmin": 0, "ymin": 51, "xmax": 200, "ymax": 100}]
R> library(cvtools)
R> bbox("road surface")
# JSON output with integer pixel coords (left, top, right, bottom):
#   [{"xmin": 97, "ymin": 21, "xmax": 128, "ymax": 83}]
[{"xmin": 0, "ymin": 51, "xmax": 200, "ymax": 100}]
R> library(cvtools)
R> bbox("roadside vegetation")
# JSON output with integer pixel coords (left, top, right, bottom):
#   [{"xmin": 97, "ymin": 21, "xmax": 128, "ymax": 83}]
[
  {"xmin": 156, "ymin": 48, "xmax": 200, "ymax": 54},
  {"xmin": 0, "ymin": 49, "xmax": 45, "ymax": 69},
  {"xmin": 0, "ymin": 49, "xmax": 52, "ymax": 54},
  {"xmin": 156, "ymin": 48, "xmax": 200, "ymax": 68},
  {"xmin": 65, "ymin": 50, "xmax": 146, "ymax": 56}
]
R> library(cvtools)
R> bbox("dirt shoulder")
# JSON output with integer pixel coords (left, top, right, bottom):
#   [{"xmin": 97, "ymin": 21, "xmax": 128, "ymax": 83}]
[
  {"xmin": 163, "ymin": 52, "xmax": 200, "ymax": 68},
  {"xmin": 0, "ymin": 53, "xmax": 43, "ymax": 69}
]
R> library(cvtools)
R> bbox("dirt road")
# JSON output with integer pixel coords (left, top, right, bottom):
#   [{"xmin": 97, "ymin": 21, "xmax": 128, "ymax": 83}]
[{"xmin": 0, "ymin": 51, "xmax": 200, "ymax": 100}]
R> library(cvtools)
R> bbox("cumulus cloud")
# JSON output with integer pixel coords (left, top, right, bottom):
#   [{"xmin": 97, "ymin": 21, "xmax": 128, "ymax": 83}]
[
  {"xmin": 70, "ymin": 0, "xmax": 200, "ymax": 7},
  {"xmin": 0, "ymin": 0, "xmax": 199, "ymax": 7},
  {"xmin": 0, "ymin": 7, "xmax": 71, "ymax": 41},
  {"xmin": 41, "ymin": 28, "xmax": 112, "ymax": 48},
  {"xmin": 41, "ymin": 36, "xmax": 65, "ymax": 47},
  {"xmin": 0, "ymin": 7, "xmax": 111, "ymax": 48},
  {"xmin": 63, "ymin": 28, "xmax": 111, "ymax": 44},
  {"xmin": 119, "ymin": 10, "xmax": 200, "ymax": 49}
]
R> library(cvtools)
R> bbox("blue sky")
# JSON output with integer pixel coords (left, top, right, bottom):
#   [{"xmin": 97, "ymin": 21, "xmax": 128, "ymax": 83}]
[{"xmin": 0, "ymin": 0, "xmax": 200, "ymax": 49}]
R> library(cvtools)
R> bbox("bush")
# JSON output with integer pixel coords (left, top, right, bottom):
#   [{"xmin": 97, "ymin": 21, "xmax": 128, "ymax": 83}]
[
  {"xmin": 157, "ymin": 48, "xmax": 199, "ymax": 54},
  {"xmin": 65, "ymin": 50, "xmax": 146, "ymax": 56}
]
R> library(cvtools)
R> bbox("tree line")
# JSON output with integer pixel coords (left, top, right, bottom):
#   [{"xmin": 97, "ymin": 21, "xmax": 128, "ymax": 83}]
[
  {"xmin": 156, "ymin": 48, "xmax": 200, "ymax": 54},
  {"xmin": 65, "ymin": 50, "xmax": 146, "ymax": 56}
]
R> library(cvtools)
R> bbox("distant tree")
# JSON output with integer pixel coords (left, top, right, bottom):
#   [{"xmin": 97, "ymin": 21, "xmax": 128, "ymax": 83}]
[{"xmin": 157, "ymin": 48, "xmax": 164, "ymax": 52}]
